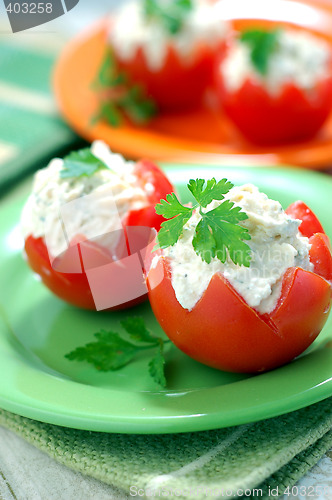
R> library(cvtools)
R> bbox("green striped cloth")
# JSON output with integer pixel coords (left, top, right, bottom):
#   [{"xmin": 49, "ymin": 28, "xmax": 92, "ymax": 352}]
[
  {"xmin": 0, "ymin": 35, "xmax": 332, "ymax": 499},
  {"xmin": 0, "ymin": 34, "xmax": 82, "ymax": 190}
]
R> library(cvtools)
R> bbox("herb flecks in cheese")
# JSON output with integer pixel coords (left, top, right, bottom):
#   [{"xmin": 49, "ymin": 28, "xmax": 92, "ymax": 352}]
[
  {"xmin": 21, "ymin": 141, "xmax": 148, "ymax": 258},
  {"xmin": 109, "ymin": 0, "xmax": 228, "ymax": 71},
  {"xmin": 162, "ymin": 184, "xmax": 313, "ymax": 313},
  {"xmin": 221, "ymin": 28, "xmax": 331, "ymax": 96}
]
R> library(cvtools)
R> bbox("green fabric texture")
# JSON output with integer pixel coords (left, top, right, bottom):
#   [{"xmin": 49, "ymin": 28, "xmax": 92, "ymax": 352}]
[
  {"xmin": 0, "ymin": 40, "xmax": 80, "ymax": 189},
  {"xmin": 0, "ymin": 398, "xmax": 332, "ymax": 499}
]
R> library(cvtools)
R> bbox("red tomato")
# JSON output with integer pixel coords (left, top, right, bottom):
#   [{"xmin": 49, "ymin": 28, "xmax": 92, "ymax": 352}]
[
  {"xmin": 309, "ymin": 233, "xmax": 332, "ymax": 281},
  {"xmin": 286, "ymin": 201, "xmax": 332, "ymax": 280},
  {"xmin": 147, "ymin": 202, "xmax": 332, "ymax": 373},
  {"xmin": 24, "ymin": 160, "xmax": 174, "ymax": 311},
  {"xmin": 114, "ymin": 42, "xmax": 226, "ymax": 111},
  {"xmin": 124, "ymin": 159, "xmax": 175, "ymax": 230},
  {"xmin": 215, "ymin": 64, "xmax": 332, "ymax": 145},
  {"xmin": 286, "ymin": 201, "xmax": 325, "ymax": 237}
]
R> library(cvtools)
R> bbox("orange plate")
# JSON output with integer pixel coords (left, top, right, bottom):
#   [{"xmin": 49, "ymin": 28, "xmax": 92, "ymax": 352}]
[{"xmin": 54, "ymin": 0, "xmax": 332, "ymax": 169}]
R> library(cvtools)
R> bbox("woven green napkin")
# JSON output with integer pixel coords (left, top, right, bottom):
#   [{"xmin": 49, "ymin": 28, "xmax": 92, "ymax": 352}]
[
  {"xmin": 0, "ymin": 398, "xmax": 331, "ymax": 499},
  {"xmin": 0, "ymin": 36, "xmax": 81, "ymax": 190}
]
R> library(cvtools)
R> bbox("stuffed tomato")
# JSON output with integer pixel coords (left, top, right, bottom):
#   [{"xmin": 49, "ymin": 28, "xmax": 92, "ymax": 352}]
[
  {"xmin": 108, "ymin": 0, "xmax": 229, "ymax": 110},
  {"xmin": 21, "ymin": 141, "xmax": 174, "ymax": 311},
  {"xmin": 147, "ymin": 180, "xmax": 332, "ymax": 373},
  {"xmin": 215, "ymin": 27, "xmax": 332, "ymax": 145}
]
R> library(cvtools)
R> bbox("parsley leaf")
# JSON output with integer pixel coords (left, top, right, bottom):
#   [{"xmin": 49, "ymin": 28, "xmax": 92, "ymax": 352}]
[
  {"xmin": 92, "ymin": 50, "xmax": 157, "ymax": 128},
  {"xmin": 144, "ymin": 0, "xmax": 193, "ymax": 35},
  {"xmin": 155, "ymin": 178, "xmax": 252, "ymax": 267},
  {"xmin": 240, "ymin": 28, "xmax": 281, "ymax": 75},
  {"xmin": 118, "ymin": 85, "xmax": 157, "ymax": 124},
  {"xmin": 65, "ymin": 317, "xmax": 169, "ymax": 387},
  {"xmin": 60, "ymin": 148, "xmax": 109, "ymax": 179},
  {"xmin": 149, "ymin": 344, "xmax": 166, "ymax": 388},
  {"xmin": 91, "ymin": 50, "xmax": 127, "ymax": 90},
  {"xmin": 191, "ymin": 216, "xmax": 216, "ymax": 264},
  {"xmin": 120, "ymin": 317, "xmax": 159, "ymax": 344},
  {"xmin": 188, "ymin": 178, "xmax": 234, "ymax": 208},
  {"xmin": 155, "ymin": 193, "xmax": 192, "ymax": 248},
  {"xmin": 65, "ymin": 330, "xmax": 140, "ymax": 371},
  {"xmin": 91, "ymin": 101, "xmax": 123, "ymax": 128},
  {"xmin": 193, "ymin": 201, "xmax": 251, "ymax": 266}
]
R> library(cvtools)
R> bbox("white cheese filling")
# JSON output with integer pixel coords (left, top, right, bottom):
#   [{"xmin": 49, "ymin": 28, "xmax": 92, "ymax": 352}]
[
  {"xmin": 21, "ymin": 141, "xmax": 149, "ymax": 259},
  {"xmin": 161, "ymin": 184, "xmax": 313, "ymax": 314},
  {"xmin": 221, "ymin": 29, "xmax": 331, "ymax": 96},
  {"xmin": 109, "ymin": 0, "xmax": 228, "ymax": 71}
]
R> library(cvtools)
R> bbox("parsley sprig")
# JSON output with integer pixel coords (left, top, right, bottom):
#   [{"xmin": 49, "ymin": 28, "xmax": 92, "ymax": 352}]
[
  {"xmin": 65, "ymin": 317, "xmax": 169, "ymax": 387},
  {"xmin": 92, "ymin": 50, "xmax": 157, "ymax": 128},
  {"xmin": 60, "ymin": 148, "xmax": 109, "ymax": 179},
  {"xmin": 155, "ymin": 178, "xmax": 252, "ymax": 267},
  {"xmin": 240, "ymin": 28, "xmax": 281, "ymax": 75},
  {"xmin": 144, "ymin": 0, "xmax": 193, "ymax": 35}
]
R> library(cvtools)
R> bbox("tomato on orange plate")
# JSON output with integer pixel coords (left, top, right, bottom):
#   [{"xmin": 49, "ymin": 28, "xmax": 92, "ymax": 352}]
[
  {"xmin": 108, "ymin": 0, "xmax": 229, "ymax": 110},
  {"xmin": 147, "ymin": 178, "xmax": 332, "ymax": 373},
  {"xmin": 215, "ymin": 27, "xmax": 332, "ymax": 145},
  {"xmin": 22, "ymin": 141, "xmax": 174, "ymax": 311}
]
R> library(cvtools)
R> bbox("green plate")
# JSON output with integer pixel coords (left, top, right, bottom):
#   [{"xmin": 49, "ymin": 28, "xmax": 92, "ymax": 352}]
[{"xmin": 0, "ymin": 165, "xmax": 331, "ymax": 434}]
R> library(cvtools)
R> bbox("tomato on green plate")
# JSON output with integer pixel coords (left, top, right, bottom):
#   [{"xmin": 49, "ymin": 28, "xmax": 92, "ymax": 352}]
[
  {"xmin": 0, "ymin": 165, "xmax": 331, "ymax": 434},
  {"xmin": 54, "ymin": 0, "xmax": 332, "ymax": 169}
]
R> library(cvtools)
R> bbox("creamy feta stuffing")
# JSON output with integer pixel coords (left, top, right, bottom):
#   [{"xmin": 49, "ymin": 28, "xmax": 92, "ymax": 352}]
[
  {"xmin": 109, "ymin": 0, "xmax": 228, "ymax": 71},
  {"xmin": 21, "ymin": 141, "xmax": 148, "ymax": 258},
  {"xmin": 160, "ymin": 184, "xmax": 313, "ymax": 314},
  {"xmin": 221, "ymin": 29, "xmax": 331, "ymax": 95}
]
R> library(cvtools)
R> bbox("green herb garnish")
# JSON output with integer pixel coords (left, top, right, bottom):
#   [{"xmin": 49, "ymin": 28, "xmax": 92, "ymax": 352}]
[
  {"xmin": 118, "ymin": 85, "xmax": 158, "ymax": 124},
  {"xmin": 65, "ymin": 317, "xmax": 169, "ymax": 387},
  {"xmin": 240, "ymin": 28, "xmax": 281, "ymax": 75},
  {"xmin": 60, "ymin": 148, "xmax": 108, "ymax": 179},
  {"xmin": 155, "ymin": 178, "xmax": 252, "ymax": 267},
  {"xmin": 92, "ymin": 50, "xmax": 157, "ymax": 128},
  {"xmin": 144, "ymin": 0, "xmax": 193, "ymax": 35}
]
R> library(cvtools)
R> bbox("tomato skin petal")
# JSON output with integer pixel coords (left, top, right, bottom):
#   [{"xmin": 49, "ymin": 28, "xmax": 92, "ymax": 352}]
[
  {"xmin": 285, "ymin": 201, "xmax": 332, "ymax": 280},
  {"xmin": 125, "ymin": 159, "xmax": 175, "ymax": 231},
  {"xmin": 147, "ymin": 258, "xmax": 277, "ymax": 373},
  {"xmin": 24, "ymin": 235, "xmax": 148, "ymax": 310},
  {"xmin": 286, "ymin": 201, "xmax": 325, "ymax": 237},
  {"xmin": 115, "ymin": 42, "xmax": 225, "ymax": 110},
  {"xmin": 309, "ymin": 233, "xmax": 332, "ymax": 281},
  {"xmin": 267, "ymin": 267, "xmax": 331, "ymax": 353},
  {"xmin": 133, "ymin": 159, "xmax": 174, "ymax": 203},
  {"xmin": 24, "ymin": 235, "xmax": 95, "ymax": 309},
  {"xmin": 147, "ymin": 258, "xmax": 332, "ymax": 373}
]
